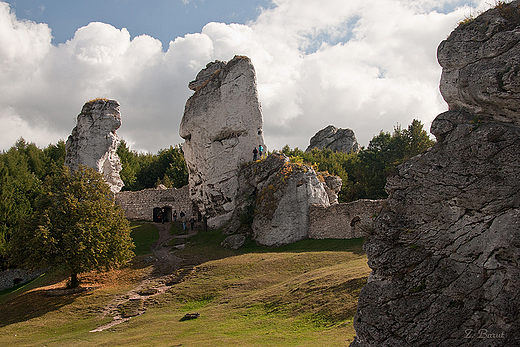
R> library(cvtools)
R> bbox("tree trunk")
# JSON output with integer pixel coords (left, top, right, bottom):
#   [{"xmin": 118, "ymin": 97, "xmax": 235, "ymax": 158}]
[{"xmin": 69, "ymin": 272, "xmax": 80, "ymax": 288}]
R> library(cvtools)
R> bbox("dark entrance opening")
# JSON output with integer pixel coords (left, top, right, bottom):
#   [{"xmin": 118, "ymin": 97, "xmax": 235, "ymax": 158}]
[
  {"xmin": 162, "ymin": 206, "xmax": 172, "ymax": 222},
  {"xmin": 153, "ymin": 207, "xmax": 173, "ymax": 223}
]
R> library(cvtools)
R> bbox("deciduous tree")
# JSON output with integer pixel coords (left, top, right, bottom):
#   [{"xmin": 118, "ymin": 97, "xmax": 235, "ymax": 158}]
[{"xmin": 12, "ymin": 165, "xmax": 134, "ymax": 288}]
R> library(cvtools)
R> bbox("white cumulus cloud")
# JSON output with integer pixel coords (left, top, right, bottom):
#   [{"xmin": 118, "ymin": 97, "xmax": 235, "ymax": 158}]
[{"xmin": 0, "ymin": 0, "xmax": 487, "ymax": 153}]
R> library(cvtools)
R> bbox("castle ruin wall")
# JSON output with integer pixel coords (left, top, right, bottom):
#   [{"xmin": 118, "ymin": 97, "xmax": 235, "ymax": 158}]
[
  {"xmin": 308, "ymin": 199, "xmax": 384, "ymax": 239},
  {"xmin": 115, "ymin": 185, "xmax": 193, "ymax": 221}
]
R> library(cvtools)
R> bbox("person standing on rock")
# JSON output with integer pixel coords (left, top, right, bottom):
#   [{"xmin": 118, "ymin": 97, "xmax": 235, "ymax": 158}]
[
  {"xmin": 258, "ymin": 144, "xmax": 264, "ymax": 159},
  {"xmin": 253, "ymin": 147, "xmax": 258, "ymax": 161}
]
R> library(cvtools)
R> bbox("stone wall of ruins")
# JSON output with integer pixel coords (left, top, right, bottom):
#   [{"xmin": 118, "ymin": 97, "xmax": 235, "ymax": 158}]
[
  {"xmin": 309, "ymin": 199, "xmax": 385, "ymax": 240},
  {"xmin": 115, "ymin": 185, "xmax": 193, "ymax": 221}
]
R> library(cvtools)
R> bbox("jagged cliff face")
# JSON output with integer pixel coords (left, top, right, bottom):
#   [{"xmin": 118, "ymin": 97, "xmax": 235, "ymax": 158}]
[
  {"xmin": 438, "ymin": 1, "xmax": 520, "ymax": 123},
  {"xmin": 179, "ymin": 56, "xmax": 265, "ymax": 228},
  {"xmin": 65, "ymin": 99, "xmax": 124, "ymax": 193},
  {"xmin": 351, "ymin": 2, "xmax": 520, "ymax": 346}
]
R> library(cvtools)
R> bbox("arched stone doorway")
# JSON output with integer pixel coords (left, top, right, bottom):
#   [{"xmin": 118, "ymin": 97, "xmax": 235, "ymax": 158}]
[{"xmin": 153, "ymin": 206, "xmax": 173, "ymax": 222}]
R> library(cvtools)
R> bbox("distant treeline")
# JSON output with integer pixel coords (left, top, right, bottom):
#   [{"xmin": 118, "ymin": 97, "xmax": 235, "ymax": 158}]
[
  {"xmin": 0, "ymin": 119, "xmax": 433, "ymax": 270},
  {"xmin": 117, "ymin": 141, "xmax": 188, "ymax": 191}
]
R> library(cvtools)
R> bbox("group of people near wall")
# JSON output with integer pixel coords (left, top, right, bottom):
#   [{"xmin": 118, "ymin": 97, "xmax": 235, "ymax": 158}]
[{"xmin": 157, "ymin": 209, "xmax": 196, "ymax": 231}]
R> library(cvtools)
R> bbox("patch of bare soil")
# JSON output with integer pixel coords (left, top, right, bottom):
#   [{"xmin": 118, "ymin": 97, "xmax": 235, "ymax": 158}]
[{"xmin": 90, "ymin": 222, "xmax": 198, "ymax": 332}]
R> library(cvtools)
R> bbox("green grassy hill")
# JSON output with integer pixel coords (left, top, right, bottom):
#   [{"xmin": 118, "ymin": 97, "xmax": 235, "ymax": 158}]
[{"xmin": 0, "ymin": 223, "xmax": 369, "ymax": 347}]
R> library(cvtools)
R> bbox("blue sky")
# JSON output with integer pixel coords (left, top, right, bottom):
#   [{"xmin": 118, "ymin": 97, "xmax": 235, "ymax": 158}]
[
  {"xmin": 0, "ymin": 0, "xmax": 485, "ymax": 153},
  {"xmin": 5, "ymin": 0, "xmax": 273, "ymax": 47}
]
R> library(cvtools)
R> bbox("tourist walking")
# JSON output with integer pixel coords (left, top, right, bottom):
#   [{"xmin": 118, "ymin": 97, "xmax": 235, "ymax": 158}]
[
  {"xmin": 190, "ymin": 216, "xmax": 195, "ymax": 230},
  {"xmin": 258, "ymin": 144, "xmax": 264, "ymax": 158},
  {"xmin": 173, "ymin": 210, "xmax": 177, "ymax": 222},
  {"xmin": 253, "ymin": 147, "xmax": 258, "ymax": 161},
  {"xmin": 180, "ymin": 212, "xmax": 186, "ymax": 230}
]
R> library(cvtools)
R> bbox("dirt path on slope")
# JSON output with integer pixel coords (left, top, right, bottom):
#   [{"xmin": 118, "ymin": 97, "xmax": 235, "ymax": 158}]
[
  {"xmin": 91, "ymin": 222, "xmax": 198, "ymax": 332},
  {"xmin": 151, "ymin": 222, "xmax": 183, "ymax": 275}
]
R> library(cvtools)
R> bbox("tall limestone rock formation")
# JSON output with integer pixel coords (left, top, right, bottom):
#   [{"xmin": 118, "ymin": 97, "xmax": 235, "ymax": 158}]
[
  {"xmin": 351, "ymin": 2, "xmax": 520, "ymax": 346},
  {"xmin": 180, "ymin": 56, "xmax": 265, "ymax": 228},
  {"xmin": 65, "ymin": 99, "xmax": 124, "ymax": 193},
  {"xmin": 306, "ymin": 125, "xmax": 361, "ymax": 153}
]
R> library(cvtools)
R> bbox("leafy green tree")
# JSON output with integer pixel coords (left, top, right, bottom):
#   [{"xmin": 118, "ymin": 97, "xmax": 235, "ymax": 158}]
[
  {"xmin": 43, "ymin": 140, "xmax": 66, "ymax": 174},
  {"xmin": 12, "ymin": 165, "xmax": 134, "ymax": 288},
  {"xmin": 117, "ymin": 140, "xmax": 140, "ymax": 190},
  {"xmin": 157, "ymin": 146, "xmax": 189, "ymax": 189}
]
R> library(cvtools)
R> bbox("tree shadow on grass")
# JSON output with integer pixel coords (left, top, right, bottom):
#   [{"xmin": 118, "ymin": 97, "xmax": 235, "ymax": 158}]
[
  {"xmin": 0, "ymin": 269, "xmax": 80, "ymax": 328},
  {"xmin": 0, "ymin": 287, "xmax": 78, "ymax": 327},
  {"xmin": 0, "ymin": 259, "xmax": 149, "ymax": 328}
]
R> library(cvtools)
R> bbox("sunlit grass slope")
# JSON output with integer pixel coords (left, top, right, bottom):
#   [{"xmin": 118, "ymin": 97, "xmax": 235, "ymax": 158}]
[{"xmin": 0, "ymin": 224, "xmax": 369, "ymax": 347}]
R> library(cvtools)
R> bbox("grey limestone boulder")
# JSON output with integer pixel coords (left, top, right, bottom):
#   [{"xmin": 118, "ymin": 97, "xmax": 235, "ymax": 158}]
[
  {"xmin": 179, "ymin": 56, "xmax": 265, "ymax": 229},
  {"xmin": 224, "ymin": 153, "xmax": 333, "ymax": 247},
  {"xmin": 220, "ymin": 234, "xmax": 246, "ymax": 250},
  {"xmin": 251, "ymin": 154, "xmax": 330, "ymax": 246},
  {"xmin": 65, "ymin": 99, "xmax": 124, "ymax": 193},
  {"xmin": 306, "ymin": 125, "xmax": 361, "ymax": 153},
  {"xmin": 320, "ymin": 172, "xmax": 343, "ymax": 205},
  {"xmin": 351, "ymin": 3, "xmax": 520, "ymax": 346}
]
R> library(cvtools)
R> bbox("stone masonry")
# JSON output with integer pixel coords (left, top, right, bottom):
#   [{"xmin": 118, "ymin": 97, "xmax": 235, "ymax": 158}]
[
  {"xmin": 115, "ymin": 185, "xmax": 193, "ymax": 221},
  {"xmin": 309, "ymin": 199, "xmax": 385, "ymax": 240},
  {"xmin": 0, "ymin": 268, "xmax": 44, "ymax": 291}
]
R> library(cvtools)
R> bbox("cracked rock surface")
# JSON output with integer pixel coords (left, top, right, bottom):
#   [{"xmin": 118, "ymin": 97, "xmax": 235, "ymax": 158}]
[
  {"xmin": 438, "ymin": 1, "xmax": 520, "ymax": 123},
  {"xmin": 179, "ymin": 56, "xmax": 265, "ymax": 229},
  {"xmin": 224, "ymin": 153, "xmax": 331, "ymax": 247},
  {"xmin": 65, "ymin": 99, "xmax": 124, "ymax": 193},
  {"xmin": 351, "ymin": 3, "xmax": 520, "ymax": 346}
]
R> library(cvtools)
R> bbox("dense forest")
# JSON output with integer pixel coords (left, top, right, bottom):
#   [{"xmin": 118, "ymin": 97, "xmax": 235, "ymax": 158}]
[{"xmin": 0, "ymin": 119, "xmax": 433, "ymax": 270}]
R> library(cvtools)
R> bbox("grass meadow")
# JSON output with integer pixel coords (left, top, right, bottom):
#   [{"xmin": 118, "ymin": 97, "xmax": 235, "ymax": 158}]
[{"xmin": 0, "ymin": 222, "xmax": 369, "ymax": 346}]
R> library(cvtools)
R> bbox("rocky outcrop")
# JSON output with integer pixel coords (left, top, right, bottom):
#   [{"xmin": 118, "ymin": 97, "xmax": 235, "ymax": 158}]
[
  {"xmin": 225, "ymin": 153, "xmax": 331, "ymax": 246},
  {"xmin": 220, "ymin": 234, "xmax": 246, "ymax": 250},
  {"xmin": 188, "ymin": 60, "xmax": 226, "ymax": 91},
  {"xmin": 319, "ymin": 172, "xmax": 342, "ymax": 205},
  {"xmin": 306, "ymin": 125, "xmax": 361, "ymax": 153},
  {"xmin": 252, "ymin": 160, "xmax": 330, "ymax": 246},
  {"xmin": 351, "ymin": 3, "xmax": 520, "ymax": 346},
  {"xmin": 179, "ymin": 56, "xmax": 265, "ymax": 229},
  {"xmin": 65, "ymin": 99, "xmax": 124, "ymax": 193},
  {"xmin": 438, "ymin": 1, "xmax": 520, "ymax": 124}
]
